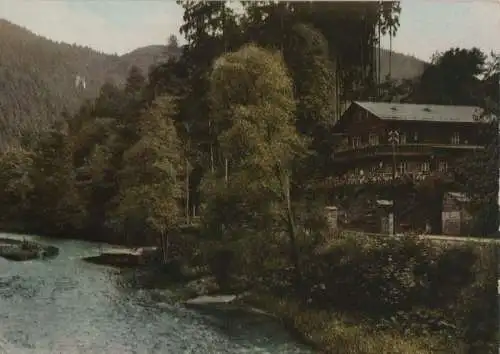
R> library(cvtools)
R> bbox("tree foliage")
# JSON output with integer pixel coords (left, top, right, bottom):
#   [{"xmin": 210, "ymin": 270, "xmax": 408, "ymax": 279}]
[
  {"xmin": 412, "ymin": 47, "xmax": 487, "ymax": 105},
  {"xmin": 203, "ymin": 44, "xmax": 308, "ymax": 281},
  {"xmin": 107, "ymin": 95, "xmax": 184, "ymax": 246}
]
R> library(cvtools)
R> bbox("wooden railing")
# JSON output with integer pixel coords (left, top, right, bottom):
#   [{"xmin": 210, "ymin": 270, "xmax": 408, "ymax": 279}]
[
  {"xmin": 333, "ymin": 143, "xmax": 483, "ymax": 162},
  {"xmin": 324, "ymin": 171, "xmax": 452, "ymax": 187}
]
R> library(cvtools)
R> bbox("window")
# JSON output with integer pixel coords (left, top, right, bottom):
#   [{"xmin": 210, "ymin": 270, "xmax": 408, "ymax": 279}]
[
  {"xmin": 413, "ymin": 131, "xmax": 419, "ymax": 142},
  {"xmin": 352, "ymin": 136, "xmax": 361, "ymax": 148},
  {"xmin": 368, "ymin": 133, "xmax": 379, "ymax": 145},
  {"xmin": 399, "ymin": 133, "xmax": 407, "ymax": 144},
  {"xmin": 451, "ymin": 132, "xmax": 460, "ymax": 145},
  {"xmin": 438, "ymin": 161, "xmax": 448, "ymax": 172},
  {"xmin": 397, "ymin": 161, "xmax": 408, "ymax": 175},
  {"xmin": 421, "ymin": 161, "xmax": 430, "ymax": 172}
]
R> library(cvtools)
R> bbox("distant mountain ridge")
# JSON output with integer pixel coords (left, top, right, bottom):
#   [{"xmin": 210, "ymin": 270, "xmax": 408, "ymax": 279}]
[
  {"xmin": 0, "ymin": 18, "xmax": 426, "ymax": 148},
  {"xmin": 378, "ymin": 48, "xmax": 428, "ymax": 81}
]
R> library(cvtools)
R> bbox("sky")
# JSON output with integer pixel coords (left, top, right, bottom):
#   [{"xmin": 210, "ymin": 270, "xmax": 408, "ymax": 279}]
[{"xmin": 0, "ymin": 0, "xmax": 499, "ymax": 61}]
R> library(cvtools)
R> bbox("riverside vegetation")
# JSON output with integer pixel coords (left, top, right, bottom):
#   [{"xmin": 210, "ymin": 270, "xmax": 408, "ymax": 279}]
[{"xmin": 0, "ymin": 2, "xmax": 498, "ymax": 353}]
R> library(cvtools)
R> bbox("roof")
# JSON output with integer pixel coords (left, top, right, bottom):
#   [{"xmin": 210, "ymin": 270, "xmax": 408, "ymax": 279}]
[{"xmin": 353, "ymin": 101, "xmax": 483, "ymax": 123}]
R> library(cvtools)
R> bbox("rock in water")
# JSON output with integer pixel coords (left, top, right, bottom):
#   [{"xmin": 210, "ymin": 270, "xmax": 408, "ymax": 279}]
[
  {"xmin": 185, "ymin": 294, "xmax": 237, "ymax": 306},
  {"xmin": 0, "ymin": 238, "xmax": 59, "ymax": 261}
]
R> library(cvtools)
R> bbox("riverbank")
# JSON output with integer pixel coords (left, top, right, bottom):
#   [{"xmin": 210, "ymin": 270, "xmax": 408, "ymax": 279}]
[
  {"xmin": 172, "ymin": 275, "xmax": 444, "ymax": 354},
  {"xmin": 0, "ymin": 235, "xmax": 310, "ymax": 353},
  {"xmin": 171, "ymin": 234, "xmax": 497, "ymax": 353},
  {"xmin": 238, "ymin": 292, "xmax": 444, "ymax": 354},
  {"xmin": 1, "ymin": 230, "xmax": 493, "ymax": 353}
]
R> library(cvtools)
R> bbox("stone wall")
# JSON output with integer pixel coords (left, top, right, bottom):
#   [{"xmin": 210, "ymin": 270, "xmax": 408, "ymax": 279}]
[
  {"xmin": 442, "ymin": 192, "xmax": 471, "ymax": 236},
  {"xmin": 325, "ymin": 206, "xmax": 338, "ymax": 235}
]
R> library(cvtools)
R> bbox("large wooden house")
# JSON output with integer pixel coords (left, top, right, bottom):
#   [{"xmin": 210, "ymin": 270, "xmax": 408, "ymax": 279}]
[{"xmin": 328, "ymin": 101, "xmax": 486, "ymax": 235}]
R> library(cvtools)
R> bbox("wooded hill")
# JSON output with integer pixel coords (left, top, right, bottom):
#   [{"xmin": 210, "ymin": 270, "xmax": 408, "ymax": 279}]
[
  {"xmin": 0, "ymin": 18, "xmax": 424, "ymax": 149},
  {"xmin": 0, "ymin": 19, "xmax": 175, "ymax": 148}
]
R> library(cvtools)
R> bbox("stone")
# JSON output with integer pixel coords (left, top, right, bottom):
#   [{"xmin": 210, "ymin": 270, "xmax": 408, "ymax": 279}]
[
  {"xmin": 184, "ymin": 276, "xmax": 219, "ymax": 296},
  {"xmin": 185, "ymin": 294, "xmax": 237, "ymax": 306},
  {"xmin": 0, "ymin": 238, "xmax": 59, "ymax": 262}
]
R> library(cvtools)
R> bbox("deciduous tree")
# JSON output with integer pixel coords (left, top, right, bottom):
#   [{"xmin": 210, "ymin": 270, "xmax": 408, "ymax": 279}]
[
  {"xmin": 107, "ymin": 95, "xmax": 184, "ymax": 258},
  {"xmin": 205, "ymin": 44, "xmax": 308, "ymax": 283}
]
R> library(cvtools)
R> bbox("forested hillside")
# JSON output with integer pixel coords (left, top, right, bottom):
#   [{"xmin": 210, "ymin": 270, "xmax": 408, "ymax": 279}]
[
  {"xmin": 0, "ymin": 19, "xmax": 174, "ymax": 148},
  {"xmin": 0, "ymin": 18, "xmax": 424, "ymax": 149},
  {"xmin": 378, "ymin": 48, "xmax": 427, "ymax": 80}
]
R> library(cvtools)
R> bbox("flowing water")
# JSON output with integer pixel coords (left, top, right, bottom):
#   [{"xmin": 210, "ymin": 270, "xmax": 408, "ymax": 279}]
[{"xmin": 0, "ymin": 233, "xmax": 312, "ymax": 354}]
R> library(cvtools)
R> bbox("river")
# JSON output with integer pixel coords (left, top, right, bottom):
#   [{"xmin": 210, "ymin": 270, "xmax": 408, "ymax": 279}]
[{"xmin": 0, "ymin": 233, "xmax": 312, "ymax": 354}]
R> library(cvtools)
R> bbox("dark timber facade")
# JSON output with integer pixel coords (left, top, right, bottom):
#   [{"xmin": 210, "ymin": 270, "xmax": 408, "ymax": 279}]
[{"xmin": 329, "ymin": 101, "xmax": 485, "ymax": 235}]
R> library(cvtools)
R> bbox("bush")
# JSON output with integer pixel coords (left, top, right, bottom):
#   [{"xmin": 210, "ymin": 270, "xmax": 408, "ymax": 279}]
[
  {"xmin": 452, "ymin": 244, "xmax": 498, "ymax": 353},
  {"xmin": 205, "ymin": 244, "xmax": 235, "ymax": 291},
  {"xmin": 304, "ymin": 235, "xmax": 439, "ymax": 313},
  {"xmin": 301, "ymin": 234, "xmax": 497, "ymax": 346},
  {"xmin": 243, "ymin": 292, "xmax": 440, "ymax": 354}
]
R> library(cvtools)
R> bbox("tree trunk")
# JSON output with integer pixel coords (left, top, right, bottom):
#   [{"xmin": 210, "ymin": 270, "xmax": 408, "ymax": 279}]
[
  {"xmin": 224, "ymin": 158, "xmax": 228, "ymax": 185},
  {"xmin": 161, "ymin": 230, "xmax": 168, "ymax": 264},
  {"xmin": 185, "ymin": 157, "xmax": 190, "ymax": 225},
  {"xmin": 283, "ymin": 174, "xmax": 302, "ymax": 287},
  {"xmin": 210, "ymin": 144, "xmax": 214, "ymax": 173}
]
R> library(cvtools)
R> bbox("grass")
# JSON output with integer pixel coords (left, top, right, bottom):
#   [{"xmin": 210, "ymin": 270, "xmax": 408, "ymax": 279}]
[{"xmin": 240, "ymin": 292, "xmax": 447, "ymax": 354}]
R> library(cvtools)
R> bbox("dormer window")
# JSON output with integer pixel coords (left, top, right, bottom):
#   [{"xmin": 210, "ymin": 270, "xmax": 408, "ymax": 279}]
[{"xmin": 451, "ymin": 132, "xmax": 460, "ymax": 145}]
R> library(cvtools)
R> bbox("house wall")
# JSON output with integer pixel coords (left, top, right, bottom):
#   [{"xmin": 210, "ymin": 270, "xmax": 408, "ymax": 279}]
[
  {"xmin": 385, "ymin": 121, "xmax": 481, "ymax": 146},
  {"xmin": 334, "ymin": 104, "xmax": 481, "ymax": 149},
  {"xmin": 331, "ymin": 103, "xmax": 480, "ymax": 235}
]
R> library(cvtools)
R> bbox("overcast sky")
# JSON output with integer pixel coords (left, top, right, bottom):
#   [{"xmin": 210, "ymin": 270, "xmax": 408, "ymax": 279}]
[{"xmin": 1, "ymin": 0, "xmax": 499, "ymax": 61}]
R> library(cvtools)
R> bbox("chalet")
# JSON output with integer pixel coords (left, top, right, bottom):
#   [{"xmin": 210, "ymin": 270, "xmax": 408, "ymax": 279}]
[{"xmin": 328, "ymin": 101, "xmax": 486, "ymax": 235}]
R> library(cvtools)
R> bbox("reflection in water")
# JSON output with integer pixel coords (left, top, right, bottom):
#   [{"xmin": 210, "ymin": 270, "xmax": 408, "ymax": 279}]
[{"xmin": 0, "ymin": 234, "xmax": 312, "ymax": 353}]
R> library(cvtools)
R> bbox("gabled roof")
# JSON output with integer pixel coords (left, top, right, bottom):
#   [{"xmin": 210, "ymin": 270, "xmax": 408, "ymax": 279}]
[{"xmin": 353, "ymin": 101, "xmax": 483, "ymax": 123}]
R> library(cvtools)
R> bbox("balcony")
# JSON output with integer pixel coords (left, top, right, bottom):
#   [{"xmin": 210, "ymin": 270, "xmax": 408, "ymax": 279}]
[
  {"xmin": 322, "ymin": 170, "xmax": 454, "ymax": 188},
  {"xmin": 333, "ymin": 143, "xmax": 483, "ymax": 162}
]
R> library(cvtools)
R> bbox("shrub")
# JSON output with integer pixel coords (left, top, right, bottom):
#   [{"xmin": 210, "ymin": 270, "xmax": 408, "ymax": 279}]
[
  {"xmin": 451, "ymin": 244, "xmax": 498, "ymax": 353},
  {"xmin": 303, "ymin": 235, "xmax": 482, "ymax": 315},
  {"xmin": 244, "ymin": 292, "xmax": 439, "ymax": 354}
]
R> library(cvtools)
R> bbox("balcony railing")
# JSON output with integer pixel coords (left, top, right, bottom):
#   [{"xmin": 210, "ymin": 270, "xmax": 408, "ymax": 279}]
[
  {"xmin": 333, "ymin": 143, "xmax": 483, "ymax": 162},
  {"xmin": 322, "ymin": 171, "xmax": 453, "ymax": 187}
]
